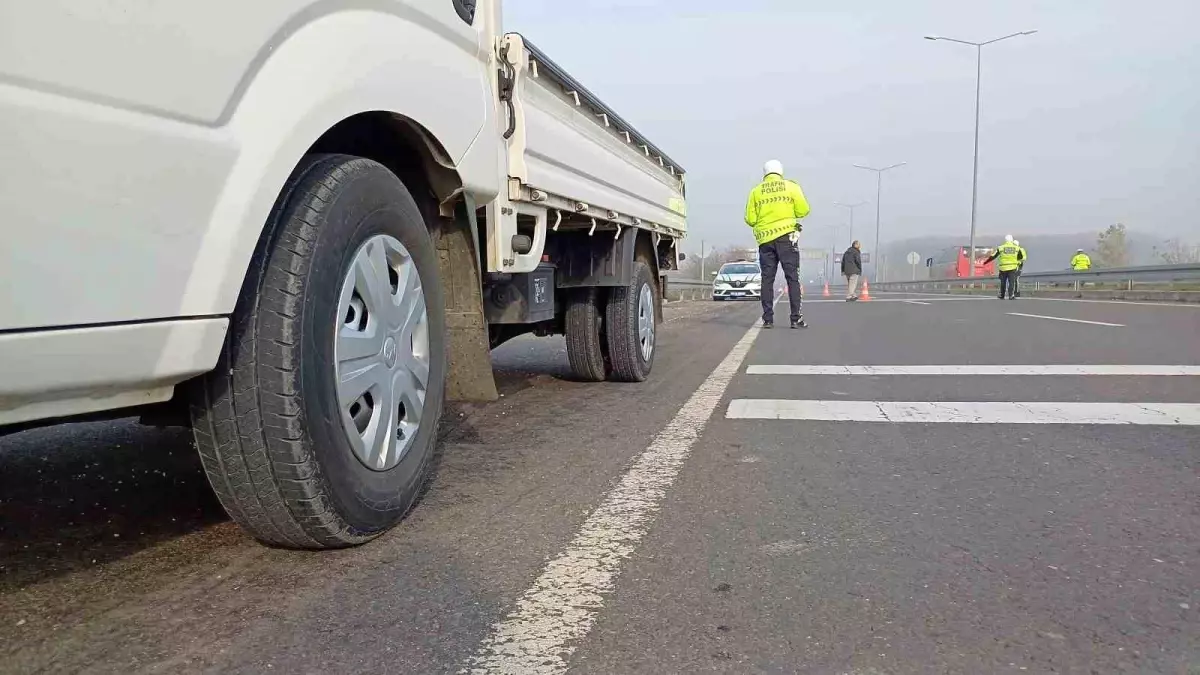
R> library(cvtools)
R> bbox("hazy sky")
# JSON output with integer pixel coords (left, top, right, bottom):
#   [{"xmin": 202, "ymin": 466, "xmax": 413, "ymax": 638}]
[{"xmin": 504, "ymin": 0, "xmax": 1200, "ymax": 254}]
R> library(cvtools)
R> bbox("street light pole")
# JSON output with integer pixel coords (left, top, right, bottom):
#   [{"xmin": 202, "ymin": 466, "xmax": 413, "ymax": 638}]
[
  {"xmin": 853, "ymin": 163, "xmax": 906, "ymax": 283},
  {"xmin": 925, "ymin": 30, "xmax": 1037, "ymax": 276},
  {"xmin": 969, "ymin": 44, "xmax": 982, "ymax": 279},
  {"xmin": 833, "ymin": 201, "xmax": 868, "ymax": 244}
]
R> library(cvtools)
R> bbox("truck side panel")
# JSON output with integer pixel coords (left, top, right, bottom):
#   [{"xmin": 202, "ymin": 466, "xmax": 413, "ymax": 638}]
[
  {"xmin": 487, "ymin": 34, "xmax": 686, "ymax": 276},
  {"xmin": 523, "ymin": 95, "xmax": 687, "ymax": 231},
  {"xmin": 513, "ymin": 40, "xmax": 686, "ymax": 233}
]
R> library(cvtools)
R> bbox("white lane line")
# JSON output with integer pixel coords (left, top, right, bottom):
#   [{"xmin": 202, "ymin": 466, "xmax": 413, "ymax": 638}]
[
  {"xmin": 903, "ymin": 300, "xmax": 932, "ymax": 305},
  {"xmin": 1028, "ymin": 297, "xmax": 1200, "ymax": 308},
  {"xmin": 746, "ymin": 365, "xmax": 1200, "ymax": 376},
  {"xmin": 726, "ymin": 400, "xmax": 1200, "ymax": 425},
  {"xmin": 872, "ymin": 291, "xmax": 988, "ymax": 297},
  {"xmin": 803, "ymin": 297, "xmax": 989, "ymax": 304},
  {"xmin": 1007, "ymin": 312, "xmax": 1124, "ymax": 327},
  {"xmin": 465, "ymin": 323, "xmax": 763, "ymax": 674},
  {"xmin": 874, "ymin": 291, "xmax": 1200, "ymax": 309}
]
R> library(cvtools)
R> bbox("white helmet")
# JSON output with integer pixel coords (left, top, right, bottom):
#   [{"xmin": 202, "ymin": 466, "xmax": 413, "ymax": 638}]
[
  {"xmin": 1004, "ymin": 234, "xmax": 1014, "ymax": 243},
  {"xmin": 1013, "ymin": 239, "xmax": 1020, "ymax": 246},
  {"xmin": 763, "ymin": 160, "xmax": 784, "ymax": 177}
]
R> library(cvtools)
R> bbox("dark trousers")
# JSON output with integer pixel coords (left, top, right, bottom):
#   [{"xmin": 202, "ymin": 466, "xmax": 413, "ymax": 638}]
[
  {"xmin": 759, "ymin": 235, "xmax": 802, "ymax": 323},
  {"xmin": 998, "ymin": 269, "xmax": 1018, "ymax": 298}
]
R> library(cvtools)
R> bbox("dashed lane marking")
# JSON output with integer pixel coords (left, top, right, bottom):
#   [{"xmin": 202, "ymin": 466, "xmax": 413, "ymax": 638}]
[{"xmin": 1007, "ymin": 312, "xmax": 1124, "ymax": 327}]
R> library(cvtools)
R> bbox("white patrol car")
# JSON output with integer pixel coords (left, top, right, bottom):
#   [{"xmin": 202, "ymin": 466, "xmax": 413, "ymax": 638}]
[{"xmin": 711, "ymin": 261, "xmax": 762, "ymax": 301}]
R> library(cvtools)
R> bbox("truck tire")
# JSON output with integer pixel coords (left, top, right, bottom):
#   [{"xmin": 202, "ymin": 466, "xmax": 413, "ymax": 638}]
[
  {"xmin": 189, "ymin": 154, "xmax": 446, "ymax": 549},
  {"xmin": 605, "ymin": 260, "xmax": 657, "ymax": 382},
  {"xmin": 564, "ymin": 288, "xmax": 609, "ymax": 382}
]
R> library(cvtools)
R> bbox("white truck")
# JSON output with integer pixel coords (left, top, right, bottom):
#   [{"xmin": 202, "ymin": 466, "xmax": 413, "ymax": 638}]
[{"xmin": 0, "ymin": 1, "xmax": 687, "ymax": 548}]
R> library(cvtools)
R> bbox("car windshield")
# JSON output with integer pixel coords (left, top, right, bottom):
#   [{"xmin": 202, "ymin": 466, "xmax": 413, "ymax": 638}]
[{"xmin": 719, "ymin": 264, "xmax": 759, "ymax": 275}]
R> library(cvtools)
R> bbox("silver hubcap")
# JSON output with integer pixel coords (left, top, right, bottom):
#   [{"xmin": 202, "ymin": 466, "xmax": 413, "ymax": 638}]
[
  {"xmin": 638, "ymin": 283, "xmax": 655, "ymax": 362},
  {"xmin": 334, "ymin": 234, "xmax": 429, "ymax": 471}
]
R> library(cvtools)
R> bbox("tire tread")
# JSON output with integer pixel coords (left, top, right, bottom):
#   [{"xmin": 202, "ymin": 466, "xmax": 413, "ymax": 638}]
[
  {"xmin": 189, "ymin": 154, "xmax": 426, "ymax": 548},
  {"xmin": 605, "ymin": 260, "xmax": 656, "ymax": 382},
  {"xmin": 565, "ymin": 288, "xmax": 609, "ymax": 382}
]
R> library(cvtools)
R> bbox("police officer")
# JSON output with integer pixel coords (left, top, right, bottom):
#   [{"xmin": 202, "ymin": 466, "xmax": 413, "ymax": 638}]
[
  {"xmin": 744, "ymin": 160, "xmax": 811, "ymax": 328},
  {"xmin": 982, "ymin": 234, "xmax": 1025, "ymax": 299},
  {"xmin": 1071, "ymin": 248, "xmax": 1092, "ymax": 271}
]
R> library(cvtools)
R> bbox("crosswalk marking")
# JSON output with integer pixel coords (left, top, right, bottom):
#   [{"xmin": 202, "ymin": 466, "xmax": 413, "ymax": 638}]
[
  {"xmin": 745, "ymin": 365, "xmax": 1200, "ymax": 376},
  {"xmin": 725, "ymin": 400, "xmax": 1200, "ymax": 425}
]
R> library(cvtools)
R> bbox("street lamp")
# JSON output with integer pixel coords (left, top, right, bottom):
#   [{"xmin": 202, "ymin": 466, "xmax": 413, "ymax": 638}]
[
  {"xmin": 832, "ymin": 201, "xmax": 868, "ymax": 243},
  {"xmin": 925, "ymin": 30, "xmax": 1037, "ymax": 276},
  {"xmin": 853, "ymin": 163, "xmax": 906, "ymax": 282}
]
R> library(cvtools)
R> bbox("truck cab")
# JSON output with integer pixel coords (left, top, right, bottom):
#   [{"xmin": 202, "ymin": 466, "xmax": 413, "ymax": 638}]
[{"xmin": 0, "ymin": 0, "xmax": 687, "ymax": 548}]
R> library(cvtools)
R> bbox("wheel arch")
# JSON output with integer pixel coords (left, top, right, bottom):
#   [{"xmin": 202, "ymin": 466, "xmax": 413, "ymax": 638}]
[
  {"xmin": 221, "ymin": 110, "xmax": 498, "ymax": 403},
  {"xmin": 182, "ymin": 5, "xmax": 502, "ymax": 323}
]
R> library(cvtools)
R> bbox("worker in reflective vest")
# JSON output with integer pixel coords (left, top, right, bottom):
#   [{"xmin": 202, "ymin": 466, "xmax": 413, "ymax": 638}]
[
  {"xmin": 982, "ymin": 235, "xmax": 1026, "ymax": 300},
  {"xmin": 744, "ymin": 159, "xmax": 811, "ymax": 329},
  {"xmin": 1071, "ymin": 249, "xmax": 1092, "ymax": 271}
]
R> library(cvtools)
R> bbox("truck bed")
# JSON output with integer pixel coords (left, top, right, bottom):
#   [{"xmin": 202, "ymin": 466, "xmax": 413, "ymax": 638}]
[{"xmin": 503, "ymin": 35, "xmax": 687, "ymax": 238}]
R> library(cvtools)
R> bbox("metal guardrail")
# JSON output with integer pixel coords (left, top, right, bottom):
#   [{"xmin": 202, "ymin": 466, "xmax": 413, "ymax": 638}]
[
  {"xmin": 663, "ymin": 273, "xmax": 712, "ymax": 301},
  {"xmin": 875, "ymin": 263, "xmax": 1200, "ymax": 292},
  {"xmin": 665, "ymin": 276, "xmax": 712, "ymax": 289}
]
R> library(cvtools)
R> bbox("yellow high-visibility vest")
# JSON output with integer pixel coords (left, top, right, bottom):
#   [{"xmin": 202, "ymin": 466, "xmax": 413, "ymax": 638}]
[
  {"xmin": 996, "ymin": 243, "xmax": 1022, "ymax": 272},
  {"xmin": 744, "ymin": 174, "xmax": 811, "ymax": 245}
]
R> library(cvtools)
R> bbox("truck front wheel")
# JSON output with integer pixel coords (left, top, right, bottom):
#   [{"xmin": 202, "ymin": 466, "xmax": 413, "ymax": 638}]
[
  {"xmin": 189, "ymin": 154, "xmax": 446, "ymax": 549},
  {"xmin": 605, "ymin": 261, "xmax": 657, "ymax": 382}
]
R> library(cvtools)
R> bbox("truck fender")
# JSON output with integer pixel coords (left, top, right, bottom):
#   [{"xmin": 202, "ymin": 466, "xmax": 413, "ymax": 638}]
[{"xmin": 180, "ymin": 9, "xmax": 501, "ymax": 320}]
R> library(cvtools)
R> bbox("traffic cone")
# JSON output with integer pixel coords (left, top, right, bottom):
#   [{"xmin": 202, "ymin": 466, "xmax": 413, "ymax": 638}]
[
  {"xmin": 822, "ymin": 281, "xmax": 830, "ymax": 297},
  {"xmin": 860, "ymin": 279, "xmax": 871, "ymax": 301}
]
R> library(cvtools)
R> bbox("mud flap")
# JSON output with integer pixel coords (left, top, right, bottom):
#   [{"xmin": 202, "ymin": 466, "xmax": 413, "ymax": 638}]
[{"xmin": 435, "ymin": 204, "xmax": 499, "ymax": 402}]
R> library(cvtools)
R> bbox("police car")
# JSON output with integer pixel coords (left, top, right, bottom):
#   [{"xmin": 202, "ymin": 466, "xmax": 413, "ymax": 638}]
[{"xmin": 711, "ymin": 261, "xmax": 762, "ymax": 301}]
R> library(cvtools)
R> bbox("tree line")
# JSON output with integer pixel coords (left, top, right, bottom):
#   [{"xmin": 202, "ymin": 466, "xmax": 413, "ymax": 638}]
[{"xmin": 1093, "ymin": 223, "xmax": 1199, "ymax": 267}]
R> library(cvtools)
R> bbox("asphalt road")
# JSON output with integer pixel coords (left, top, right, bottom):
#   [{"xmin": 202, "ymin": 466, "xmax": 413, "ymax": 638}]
[{"xmin": 2, "ymin": 293, "xmax": 1197, "ymax": 674}]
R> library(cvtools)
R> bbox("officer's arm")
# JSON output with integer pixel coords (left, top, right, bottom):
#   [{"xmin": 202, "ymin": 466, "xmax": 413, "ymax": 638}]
[
  {"xmin": 982, "ymin": 251, "xmax": 999, "ymax": 264},
  {"xmin": 744, "ymin": 188, "xmax": 758, "ymax": 227},
  {"xmin": 789, "ymin": 181, "xmax": 812, "ymax": 219}
]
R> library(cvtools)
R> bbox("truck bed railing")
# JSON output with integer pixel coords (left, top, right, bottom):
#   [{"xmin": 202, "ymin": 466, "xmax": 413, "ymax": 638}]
[{"xmin": 519, "ymin": 36, "xmax": 686, "ymax": 178}]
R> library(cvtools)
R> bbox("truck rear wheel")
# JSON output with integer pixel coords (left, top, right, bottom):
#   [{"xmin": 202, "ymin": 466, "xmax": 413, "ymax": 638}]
[
  {"xmin": 605, "ymin": 261, "xmax": 657, "ymax": 382},
  {"xmin": 189, "ymin": 154, "xmax": 446, "ymax": 549},
  {"xmin": 564, "ymin": 288, "xmax": 609, "ymax": 382}
]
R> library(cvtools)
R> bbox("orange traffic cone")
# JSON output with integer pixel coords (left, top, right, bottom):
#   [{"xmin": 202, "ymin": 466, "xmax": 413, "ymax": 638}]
[
  {"xmin": 860, "ymin": 279, "xmax": 871, "ymax": 301},
  {"xmin": 822, "ymin": 281, "xmax": 831, "ymax": 297}
]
